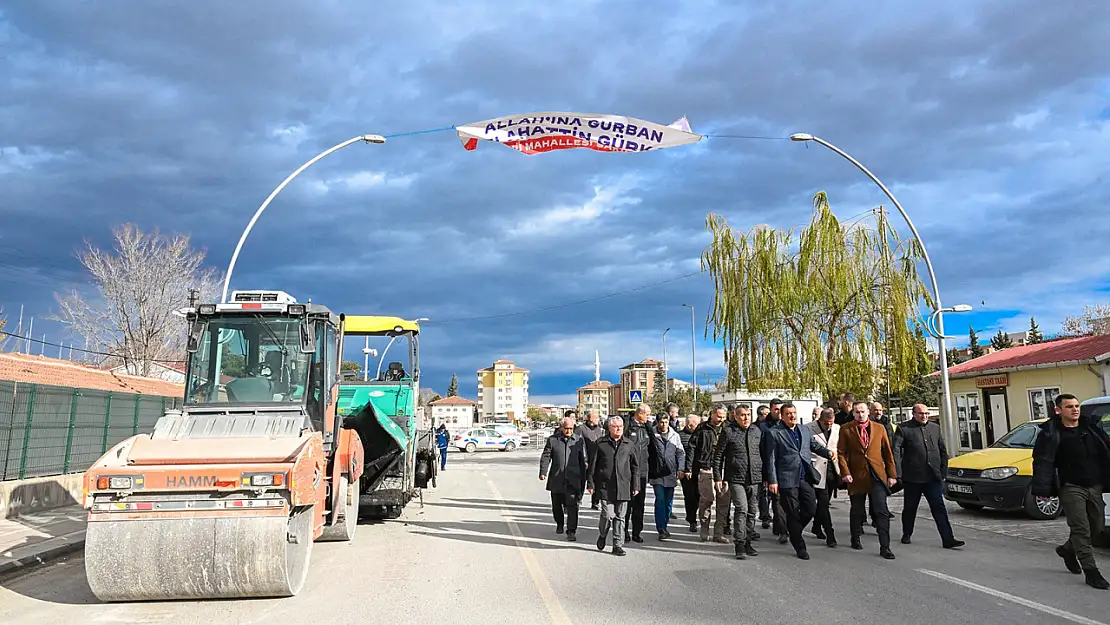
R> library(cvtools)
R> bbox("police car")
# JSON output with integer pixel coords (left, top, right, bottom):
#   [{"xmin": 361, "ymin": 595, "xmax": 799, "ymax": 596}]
[
  {"xmin": 486, "ymin": 423, "xmax": 530, "ymax": 446},
  {"xmin": 453, "ymin": 427, "xmax": 522, "ymax": 453}
]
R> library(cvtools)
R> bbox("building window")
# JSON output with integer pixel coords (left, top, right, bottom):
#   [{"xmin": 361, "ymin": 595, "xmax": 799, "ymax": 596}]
[
  {"xmin": 955, "ymin": 391, "xmax": 984, "ymax": 451},
  {"xmin": 1028, "ymin": 387, "xmax": 1061, "ymax": 421}
]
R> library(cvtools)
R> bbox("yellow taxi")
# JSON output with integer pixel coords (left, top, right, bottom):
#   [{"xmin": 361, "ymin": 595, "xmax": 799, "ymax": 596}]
[{"xmin": 944, "ymin": 397, "xmax": 1110, "ymax": 520}]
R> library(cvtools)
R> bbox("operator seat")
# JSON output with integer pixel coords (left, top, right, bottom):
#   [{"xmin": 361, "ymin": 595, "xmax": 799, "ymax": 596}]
[{"xmin": 385, "ymin": 362, "xmax": 406, "ymax": 381}]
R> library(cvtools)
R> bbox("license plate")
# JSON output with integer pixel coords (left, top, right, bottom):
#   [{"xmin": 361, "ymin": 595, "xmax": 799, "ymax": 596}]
[{"xmin": 948, "ymin": 483, "xmax": 974, "ymax": 494}]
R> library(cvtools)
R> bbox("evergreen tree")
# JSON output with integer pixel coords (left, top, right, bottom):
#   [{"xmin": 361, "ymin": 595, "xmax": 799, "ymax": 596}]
[
  {"xmin": 990, "ymin": 329, "xmax": 1014, "ymax": 350},
  {"xmin": 968, "ymin": 326, "xmax": 984, "ymax": 359},
  {"xmin": 946, "ymin": 347, "xmax": 966, "ymax": 366},
  {"xmin": 1028, "ymin": 316, "xmax": 1044, "ymax": 344},
  {"xmin": 447, "ymin": 373, "xmax": 459, "ymax": 397},
  {"xmin": 651, "ymin": 367, "xmax": 668, "ymax": 404}
]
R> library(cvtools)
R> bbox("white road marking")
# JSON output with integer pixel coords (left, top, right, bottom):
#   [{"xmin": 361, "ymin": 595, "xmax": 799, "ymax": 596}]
[
  {"xmin": 917, "ymin": 569, "xmax": 1106, "ymax": 625},
  {"xmin": 487, "ymin": 480, "xmax": 572, "ymax": 625}
]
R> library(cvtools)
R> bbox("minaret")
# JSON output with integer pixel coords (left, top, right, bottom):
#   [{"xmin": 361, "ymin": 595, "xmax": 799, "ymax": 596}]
[{"xmin": 594, "ymin": 350, "xmax": 600, "ymax": 383}]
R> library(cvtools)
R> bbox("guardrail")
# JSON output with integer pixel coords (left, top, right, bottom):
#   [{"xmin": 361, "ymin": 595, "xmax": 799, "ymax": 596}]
[{"xmin": 0, "ymin": 380, "xmax": 181, "ymax": 481}]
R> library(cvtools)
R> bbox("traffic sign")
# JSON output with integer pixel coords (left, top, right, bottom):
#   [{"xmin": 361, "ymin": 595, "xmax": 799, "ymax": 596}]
[{"xmin": 628, "ymin": 389, "xmax": 644, "ymax": 404}]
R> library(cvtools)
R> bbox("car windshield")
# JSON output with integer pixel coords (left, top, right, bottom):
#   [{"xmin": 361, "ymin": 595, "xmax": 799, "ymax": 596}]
[
  {"xmin": 186, "ymin": 315, "xmax": 312, "ymax": 405},
  {"xmin": 991, "ymin": 423, "xmax": 1039, "ymax": 449}
]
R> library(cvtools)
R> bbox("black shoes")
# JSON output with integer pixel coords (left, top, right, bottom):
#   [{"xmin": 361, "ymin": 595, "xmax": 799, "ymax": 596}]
[
  {"xmin": 566, "ymin": 532, "xmax": 576, "ymax": 542},
  {"xmin": 745, "ymin": 543, "xmax": 759, "ymax": 557},
  {"xmin": 631, "ymin": 534, "xmax": 644, "ymax": 543},
  {"xmin": 901, "ymin": 535, "xmax": 912, "ymax": 545},
  {"xmin": 596, "ymin": 535, "xmax": 607, "ymax": 551},
  {"xmin": 688, "ymin": 521, "xmax": 698, "ymax": 533},
  {"xmin": 613, "ymin": 547, "xmax": 627, "ymax": 556},
  {"xmin": 778, "ymin": 534, "xmax": 789, "ymax": 544},
  {"xmin": 734, "ymin": 544, "xmax": 746, "ymax": 560},
  {"xmin": 748, "ymin": 531, "xmax": 761, "ymax": 542},
  {"xmin": 556, "ymin": 526, "xmax": 564, "ymax": 535},
  {"xmin": 851, "ymin": 538, "xmax": 863, "ymax": 550},
  {"xmin": 826, "ymin": 533, "xmax": 838, "ymax": 548},
  {"xmin": 880, "ymin": 547, "xmax": 896, "ymax": 560},
  {"xmin": 813, "ymin": 527, "xmax": 826, "ymax": 540},
  {"xmin": 1057, "ymin": 545, "xmax": 1083, "ymax": 574},
  {"xmin": 1085, "ymin": 568, "xmax": 1109, "ymax": 590},
  {"xmin": 943, "ymin": 539, "xmax": 965, "ymax": 549},
  {"xmin": 662, "ymin": 529, "xmax": 672, "ymax": 539},
  {"xmin": 762, "ymin": 520, "xmax": 771, "ymax": 529},
  {"xmin": 796, "ymin": 550, "xmax": 810, "ymax": 560}
]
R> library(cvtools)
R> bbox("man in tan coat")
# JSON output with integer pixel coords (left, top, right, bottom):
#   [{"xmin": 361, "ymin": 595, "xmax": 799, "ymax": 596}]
[{"xmin": 838, "ymin": 400, "xmax": 898, "ymax": 559}]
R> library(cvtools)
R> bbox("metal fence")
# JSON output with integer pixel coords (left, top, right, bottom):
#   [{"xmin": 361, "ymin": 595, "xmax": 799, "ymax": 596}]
[{"xmin": 0, "ymin": 380, "xmax": 182, "ymax": 481}]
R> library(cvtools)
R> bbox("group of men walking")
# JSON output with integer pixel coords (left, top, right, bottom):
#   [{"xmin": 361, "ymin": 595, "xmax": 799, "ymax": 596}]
[{"xmin": 539, "ymin": 397, "xmax": 965, "ymax": 561}]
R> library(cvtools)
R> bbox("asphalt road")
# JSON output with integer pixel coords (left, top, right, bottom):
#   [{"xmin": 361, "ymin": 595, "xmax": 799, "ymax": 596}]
[{"xmin": 1, "ymin": 443, "xmax": 1107, "ymax": 625}]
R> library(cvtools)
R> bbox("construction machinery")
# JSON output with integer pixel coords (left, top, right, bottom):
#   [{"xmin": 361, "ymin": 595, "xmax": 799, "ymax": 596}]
[
  {"xmin": 337, "ymin": 316, "xmax": 438, "ymax": 519},
  {"xmin": 82, "ymin": 290, "xmax": 365, "ymax": 602}
]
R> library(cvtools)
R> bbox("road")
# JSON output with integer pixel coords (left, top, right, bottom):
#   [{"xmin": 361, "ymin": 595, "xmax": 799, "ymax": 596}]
[{"xmin": 1, "ymin": 442, "xmax": 1107, "ymax": 625}]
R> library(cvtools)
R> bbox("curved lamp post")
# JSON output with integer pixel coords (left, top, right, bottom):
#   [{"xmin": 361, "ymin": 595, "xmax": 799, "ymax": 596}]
[
  {"xmin": 681, "ymin": 303, "xmax": 697, "ymax": 411},
  {"xmin": 220, "ymin": 134, "xmax": 388, "ymax": 303},
  {"xmin": 790, "ymin": 132, "xmax": 958, "ymax": 449}
]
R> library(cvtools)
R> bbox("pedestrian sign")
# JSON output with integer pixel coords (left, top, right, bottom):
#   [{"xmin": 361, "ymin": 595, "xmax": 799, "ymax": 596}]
[{"xmin": 628, "ymin": 390, "xmax": 644, "ymax": 404}]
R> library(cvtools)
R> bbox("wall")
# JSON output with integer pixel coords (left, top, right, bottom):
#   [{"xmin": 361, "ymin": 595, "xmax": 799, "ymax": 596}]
[{"xmin": 950, "ymin": 364, "xmax": 1106, "ymax": 429}]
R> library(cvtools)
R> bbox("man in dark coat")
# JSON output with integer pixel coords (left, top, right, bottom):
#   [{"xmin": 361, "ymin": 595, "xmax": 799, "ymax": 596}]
[
  {"xmin": 575, "ymin": 409, "xmax": 605, "ymax": 510},
  {"xmin": 686, "ymin": 405, "xmax": 730, "ymax": 542},
  {"xmin": 764, "ymin": 402, "xmax": 832, "ymax": 560},
  {"xmin": 540, "ymin": 416, "xmax": 588, "ymax": 541},
  {"xmin": 893, "ymin": 403, "xmax": 963, "ymax": 549},
  {"xmin": 588, "ymin": 416, "xmax": 640, "ymax": 556},
  {"xmin": 713, "ymin": 405, "xmax": 763, "ymax": 559},
  {"xmin": 1032, "ymin": 393, "xmax": 1110, "ymax": 590},
  {"xmin": 623, "ymin": 404, "xmax": 654, "ymax": 543},
  {"xmin": 678, "ymin": 414, "xmax": 701, "ymax": 532}
]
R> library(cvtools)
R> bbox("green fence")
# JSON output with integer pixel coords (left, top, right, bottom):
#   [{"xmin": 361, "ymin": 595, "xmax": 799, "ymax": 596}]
[{"xmin": 0, "ymin": 380, "xmax": 182, "ymax": 481}]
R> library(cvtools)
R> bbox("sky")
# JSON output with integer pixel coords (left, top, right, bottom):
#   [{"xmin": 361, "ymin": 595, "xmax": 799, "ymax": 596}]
[{"xmin": 1, "ymin": 1, "xmax": 1109, "ymax": 406}]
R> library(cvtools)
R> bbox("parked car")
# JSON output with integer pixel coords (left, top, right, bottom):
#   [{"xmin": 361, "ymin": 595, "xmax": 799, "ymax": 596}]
[
  {"xmin": 944, "ymin": 398, "xmax": 1110, "ymax": 521},
  {"xmin": 486, "ymin": 423, "xmax": 529, "ymax": 447},
  {"xmin": 453, "ymin": 427, "xmax": 521, "ymax": 453}
]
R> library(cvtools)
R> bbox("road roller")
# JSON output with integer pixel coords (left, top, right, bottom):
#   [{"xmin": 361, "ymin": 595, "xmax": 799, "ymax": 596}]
[{"xmin": 82, "ymin": 290, "xmax": 364, "ymax": 602}]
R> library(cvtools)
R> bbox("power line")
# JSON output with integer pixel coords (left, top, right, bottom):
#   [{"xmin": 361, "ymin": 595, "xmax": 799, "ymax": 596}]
[
  {"xmin": 0, "ymin": 329, "xmax": 187, "ymax": 363},
  {"xmin": 426, "ymin": 269, "xmax": 705, "ymax": 325}
]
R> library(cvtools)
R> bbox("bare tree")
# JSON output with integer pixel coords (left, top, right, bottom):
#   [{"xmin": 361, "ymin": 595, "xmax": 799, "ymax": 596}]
[
  {"xmin": 54, "ymin": 224, "xmax": 222, "ymax": 376},
  {"xmin": 1062, "ymin": 304, "xmax": 1110, "ymax": 337}
]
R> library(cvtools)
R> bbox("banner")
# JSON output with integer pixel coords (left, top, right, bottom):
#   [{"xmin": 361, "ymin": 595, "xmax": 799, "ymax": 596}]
[{"xmin": 456, "ymin": 112, "xmax": 702, "ymax": 155}]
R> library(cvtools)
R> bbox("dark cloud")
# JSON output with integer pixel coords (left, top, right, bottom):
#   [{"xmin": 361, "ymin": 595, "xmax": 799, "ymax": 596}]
[{"xmin": 1, "ymin": 1, "xmax": 1108, "ymax": 398}]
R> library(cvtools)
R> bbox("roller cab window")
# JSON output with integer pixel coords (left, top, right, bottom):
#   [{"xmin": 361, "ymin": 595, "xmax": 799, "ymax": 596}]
[{"xmin": 186, "ymin": 315, "xmax": 314, "ymax": 405}]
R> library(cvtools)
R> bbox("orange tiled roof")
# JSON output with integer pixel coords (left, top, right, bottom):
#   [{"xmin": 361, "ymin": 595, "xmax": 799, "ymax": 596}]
[
  {"xmin": 942, "ymin": 334, "xmax": 1110, "ymax": 378},
  {"xmin": 430, "ymin": 395, "xmax": 476, "ymax": 406},
  {"xmin": 578, "ymin": 380, "xmax": 612, "ymax": 391},
  {"xmin": 0, "ymin": 353, "xmax": 185, "ymax": 397}
]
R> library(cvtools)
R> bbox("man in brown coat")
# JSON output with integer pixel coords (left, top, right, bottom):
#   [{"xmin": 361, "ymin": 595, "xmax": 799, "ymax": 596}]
[{"xmin": 838, "ymin": 400, "xmax": 898, "ymax": 559}]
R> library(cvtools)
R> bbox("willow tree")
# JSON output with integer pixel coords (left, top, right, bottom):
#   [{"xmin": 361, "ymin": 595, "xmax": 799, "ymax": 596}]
[{"xmin": 702, "ymin": 191, "xmax": 933, "ymax": 400}]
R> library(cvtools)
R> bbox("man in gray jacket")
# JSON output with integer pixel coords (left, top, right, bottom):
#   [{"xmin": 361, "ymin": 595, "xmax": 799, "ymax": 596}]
[{"xmin": 540, "ymin": 416, "xmax": 588, "ymax": 541}]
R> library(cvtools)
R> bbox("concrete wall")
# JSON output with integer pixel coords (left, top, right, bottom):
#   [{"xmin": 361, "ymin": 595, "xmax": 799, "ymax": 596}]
[{"xmin": 0, "ymin": 473, "xmax": 83, "ymax": 519}]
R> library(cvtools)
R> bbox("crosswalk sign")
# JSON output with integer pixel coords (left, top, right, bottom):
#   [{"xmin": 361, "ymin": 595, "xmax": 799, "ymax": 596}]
[{"xmin": 628, "ymin": 390, "xmax": 644, "ymax": 404}]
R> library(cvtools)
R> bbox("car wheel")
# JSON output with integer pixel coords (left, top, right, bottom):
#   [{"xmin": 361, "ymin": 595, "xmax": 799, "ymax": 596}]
[
  {"xmin": 465, "ymin": 442, "xmax": 477, "ymax": 453},
  {"xmin": 957, "ymin": 502, "xmax": 984, "ymax": 511},
  {"xmin": 503, "ymin": 441, "xmax": 516, "ymax": 452},
  {"xmin": 1023, "ymin": 489, "xmax": 1060, "ymax": 520}
]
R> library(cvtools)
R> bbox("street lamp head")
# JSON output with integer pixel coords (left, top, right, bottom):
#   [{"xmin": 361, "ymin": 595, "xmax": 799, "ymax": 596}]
[
  {"xmin": 789, "ymin": 133, "xmax": 814, "ymax": 142},
  {"xmin": 361, "ymin": 134, "xmax": 387, "ymax": 144},
  {"xmin": 951, "ymin": 304, "xmax": 973, "ymax": 313},
  {"xmin": 681, "ymin": 303, "xmax": 692, "ymax": 308}
]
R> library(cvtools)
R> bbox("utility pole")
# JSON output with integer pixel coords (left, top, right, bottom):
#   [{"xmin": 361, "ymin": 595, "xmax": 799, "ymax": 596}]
[
  {"xmin": 682, "ymin": 304, "xmax": 697, "ymax": 411},
  {"xmin": 25, "ymin": 317, "xmax": 33, "ymax": 354}
]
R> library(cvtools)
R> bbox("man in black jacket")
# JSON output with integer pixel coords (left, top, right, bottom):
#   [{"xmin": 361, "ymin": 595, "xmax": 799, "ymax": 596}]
[
  {"xmin": 686, "ymin": 405, "xmax": 730, "ymax": 542},
  {"xmin": 588, "ymin": 416, "xmax": 640, "ymax": 556},
  {"xmin": 1032, "ymin": 393, "xmax": 1110, "ymax": 590},
  {"xmin": 623, "ymin": 404, "xmax": 654, "ymax": 543},
  {"xmin": 575, "ymin": 409, "xmax": 605, "ymax": 510},
  {"xmin": 539, "ymin": 416, "xmax": 588, "ymax": 541},
  {"xmin": 713, "ymin": 405, "xmax": 762, "ymax": 559},
  {"xmin": 678, "ymin": 414, "xmax": 701, "ymax": 532},
  {"xmin": 893, "ymin": 403, "xmax": 963, "ymax": 549}
]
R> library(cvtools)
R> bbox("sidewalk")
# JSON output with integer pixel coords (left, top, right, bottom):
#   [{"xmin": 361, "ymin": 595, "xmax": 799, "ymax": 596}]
[{"xmin": 0, "ymin": 505, "xmax": 86, "ymax": 578}]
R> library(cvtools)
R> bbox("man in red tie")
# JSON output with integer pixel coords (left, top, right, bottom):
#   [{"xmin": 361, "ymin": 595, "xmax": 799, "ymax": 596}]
[{"xmin": 837, "ymin": 400, "xmax": 898, "ymax": 559}]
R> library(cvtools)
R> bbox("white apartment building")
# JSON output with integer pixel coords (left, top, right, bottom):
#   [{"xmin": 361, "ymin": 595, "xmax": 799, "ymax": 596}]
[
  {"xmin": 429, "ymin": 396, "xmax": 477, "ymax": 430},
  {"xmin": 476, "ymin": 360, "xmax": 530, "ymax": 422}
]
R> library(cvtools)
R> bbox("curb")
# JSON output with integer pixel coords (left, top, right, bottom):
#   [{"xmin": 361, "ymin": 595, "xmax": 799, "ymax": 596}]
[{"xmin": 0, "ymin": 531, "xmax": 86, "ymax": 580}]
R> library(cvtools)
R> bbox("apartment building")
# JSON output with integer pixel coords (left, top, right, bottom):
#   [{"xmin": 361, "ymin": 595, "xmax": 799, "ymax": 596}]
[
  {"xmin": 576, "ymin": 380, "xmax": 612, "ymax": 415},
  {"xmin": 476, "ymin": 360, "xmax": 530, "ymax": 422}
]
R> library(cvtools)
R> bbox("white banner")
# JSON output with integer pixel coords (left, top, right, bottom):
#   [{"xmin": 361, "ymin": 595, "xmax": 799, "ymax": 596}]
[{"xmin": 456, "ymin": 112, "xmax": 702, "ymax": 155}]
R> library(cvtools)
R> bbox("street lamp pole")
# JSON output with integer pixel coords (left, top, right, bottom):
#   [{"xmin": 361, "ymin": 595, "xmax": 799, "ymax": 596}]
[
  {"xmin": 220, "ymin": 134, "xmax": 387, "ymax": 303},
  {"xmin": 682, "ymin": 304, "xmax": 697, "ymax": 411},
  {"xmin": 662, "ymin": 328, "xmax": 670, "ymax": 404},
  {"xmin": 790, "ymin": 132, "xmax": 957, "ymax": 449}
]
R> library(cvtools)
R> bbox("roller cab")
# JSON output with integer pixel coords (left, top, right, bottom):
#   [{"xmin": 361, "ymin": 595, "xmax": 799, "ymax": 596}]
[{"xmin": 82, "ymin": 291, "xmax": 364, "ymax": 602}]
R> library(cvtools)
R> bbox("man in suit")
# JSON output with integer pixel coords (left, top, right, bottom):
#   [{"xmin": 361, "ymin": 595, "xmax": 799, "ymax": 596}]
[
  {"xmin": 587, "ymin": 416, "xmax": 640, "ymax": 556},
  {"xmin": 763, "ymin": 402, "xmax": 833, "ymax": 560},
  {"xmin": 838, "ymin": 400, "xmax": 898, "ymax": 559},
  {"xmin": 575, "ymin": 409, "xmax": 605, "ymax": 510},
  {"xmin": 539, "ymin": 416, "xmax": 589, "ymax": 541},
  {"xmin": 806, "ymin": 407, "xmax": 840, "ymax": 547},
  {"xmin": 893, "ymin": 403, "xmax": 964, "ymax": 549}
]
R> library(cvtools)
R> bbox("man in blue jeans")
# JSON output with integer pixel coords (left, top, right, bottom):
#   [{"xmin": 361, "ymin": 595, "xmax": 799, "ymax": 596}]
[
  {"xmin": 892, "ymin": 403, "xmax": 964, "ymax": 549},
  {"xmin": 649, "ymin": 415, "xmax": 685, "ymax": 540},
  {"xmin": 435, "ymin": 425, "xmax": 449, "ymax": 470}
]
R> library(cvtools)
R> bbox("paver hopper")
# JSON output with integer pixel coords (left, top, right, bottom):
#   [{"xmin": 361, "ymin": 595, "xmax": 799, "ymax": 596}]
[
  {"xmin": 337, "ymin": 316, "xmax": 438, "ymax": 519},
  {"xmin": 82, "ymin": 291, "xmax": 364, "ymax": 601}
]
